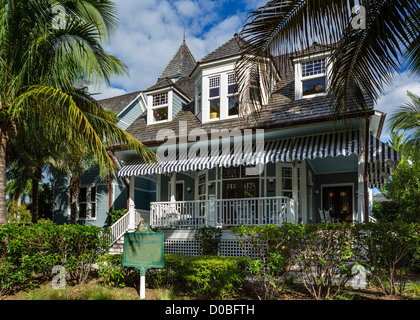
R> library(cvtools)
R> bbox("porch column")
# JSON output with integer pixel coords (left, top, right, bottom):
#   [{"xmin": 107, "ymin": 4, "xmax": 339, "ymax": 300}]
[
  {"xmin": 357, "ymin": 128, "xmax": 366, "ymax": 223},
  {"xmin": 292, "ymin": 161, "xmax": 299, "ymax": 223},
  {"xmin": 129, "ymin": 175, "xmax": 136, "ymax": 229},
  {"xmin": 170, "ymin": 172, "xmax": 176, "ymax": 202}
]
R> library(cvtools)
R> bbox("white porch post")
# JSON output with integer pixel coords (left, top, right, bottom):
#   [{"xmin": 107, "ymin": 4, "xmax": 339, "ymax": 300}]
[
  {"xmin": 208, "ymin": 194, "xmax": 217, "ymax": 227},
  {"xmin": 170, "ymin": 172, "xmax": 176, "ymax": 202},
  {"xmin": 292, "ymin": 161, "xmax": 299, "ymax": 223},
  {"xmin": 357, "ymin": 128, "xmax": 365, "ymax": 223},
  {"xmin": 129, "ymin": 175, "xmax": 136, "ymax": 230}
]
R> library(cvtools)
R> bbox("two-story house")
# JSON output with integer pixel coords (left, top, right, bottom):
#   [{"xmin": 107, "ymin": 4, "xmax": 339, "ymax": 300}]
[{"xmin": 53, "ymin": 35, "xmax": 400, "ymax": 256}]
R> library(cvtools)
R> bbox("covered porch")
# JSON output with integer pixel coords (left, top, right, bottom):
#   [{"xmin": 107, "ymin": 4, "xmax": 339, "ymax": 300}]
[{"xmin": 117, "ymin": 128, "xmax": 400, "ymax": 231}]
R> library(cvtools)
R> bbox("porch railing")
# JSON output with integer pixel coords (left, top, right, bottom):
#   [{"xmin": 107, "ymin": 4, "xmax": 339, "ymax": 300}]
[
  {"xmin": 107, "ymin": 209, "xmax": 150, "ymax": 245},
  {"xmin": 150, "ymin": 196, "xmax": 296, "ymax": 229}
]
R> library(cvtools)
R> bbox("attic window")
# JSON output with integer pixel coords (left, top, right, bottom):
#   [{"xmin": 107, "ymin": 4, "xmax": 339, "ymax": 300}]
[
  {"xmin": 300, "ymin": 58, "xmax": 327, "ymax": 97},
  {"xmin": 152, "ymin": 92, "xmax": 169, "ymax": 122}
]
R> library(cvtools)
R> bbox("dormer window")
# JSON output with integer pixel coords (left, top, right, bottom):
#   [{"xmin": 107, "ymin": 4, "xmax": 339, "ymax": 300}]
[
  {"xmin": 301, "ymin": 59, "xmax": 326, "ymax": 96},
  {"xmin": 294, "ymin": 53, "xmax": 330, "ymax": 100},
  {"xmin": 152, "ymin": 92, "xmax": 169, "ymax": 122}
]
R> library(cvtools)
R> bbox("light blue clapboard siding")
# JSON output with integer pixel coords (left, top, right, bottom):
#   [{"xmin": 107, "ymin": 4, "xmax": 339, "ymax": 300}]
[
  {"xmin": 172, "ymin": 91, "xmax": 186, "ymax": 119},
  {"xmin": 117, "ymin": 98, "xmax": 146, "ymax": 130}
]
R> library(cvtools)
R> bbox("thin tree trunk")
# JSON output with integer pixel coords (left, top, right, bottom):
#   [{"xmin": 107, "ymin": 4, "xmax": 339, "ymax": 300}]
[
  {"xmin": 0, "ymin": 123, "xmax": 9, "ymax": 224},
  {"xmin": 70, "ymin": 175, "xmax": 79, "ymax": 225},
  {"xmin": 31, "ymin": 166, "xmax": 43, "ymax": 223}
]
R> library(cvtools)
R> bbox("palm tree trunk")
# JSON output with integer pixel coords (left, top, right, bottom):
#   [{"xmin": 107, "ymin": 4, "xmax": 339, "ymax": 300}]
[
  {"xmin": 31, "ymin": 166, "xmax": 42, "ymax": 223},
  {"xmin": 0, "ymin": 123, "xmax": 9, "ymax": 224},
  {"xmin": 70, "ymin": 175, "xmax": 80, "ymax": 225}
]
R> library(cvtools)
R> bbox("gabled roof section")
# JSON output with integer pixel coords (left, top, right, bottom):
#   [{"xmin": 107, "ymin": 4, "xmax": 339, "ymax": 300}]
[
  {"xmin": 99, "ymin": 91, "xmax": 142, "ymax": 116},
  {"xmin": 158, "ymin": 40, "xmax": 196, "ymax": 81},
  {"xmin": 199, "ymin": 35, "xmax": 246, "ymax": 64}
]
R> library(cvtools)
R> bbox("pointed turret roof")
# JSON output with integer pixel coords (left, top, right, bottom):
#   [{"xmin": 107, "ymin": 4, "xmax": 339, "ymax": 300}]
[{"xmin": 158, "ymin": 41, "xmax": 196, "ymax": 81}]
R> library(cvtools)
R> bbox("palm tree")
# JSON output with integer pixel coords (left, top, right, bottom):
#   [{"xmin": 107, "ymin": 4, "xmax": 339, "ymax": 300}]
[
  {"xmin": 388, "ymin": 91, "xmax": 420, "ymax": 160},
  {"xmin": 0, "ymin": 1, "xmax": 155, "ymax": 224},
  {"xmin": 235, "ymin": 0, "xmax": 419, "ymax": 118}
]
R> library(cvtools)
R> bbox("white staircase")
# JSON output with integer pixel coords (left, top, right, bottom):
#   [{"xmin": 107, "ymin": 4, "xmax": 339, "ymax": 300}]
[{"xmin": 107, "ymin": 209, "xmax": 150, "ymax": 254}]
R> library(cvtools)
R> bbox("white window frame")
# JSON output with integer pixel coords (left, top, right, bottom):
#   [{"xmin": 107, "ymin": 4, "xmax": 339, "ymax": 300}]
[
  {"xmin": 208, "ymin": 75, "xmax": 221, "ymax": 120},
  {"xmin": 76, "ymin": 186, "xmax": 97, "ymax": 221},
  {"xmin": 294, "ymin": 52, "xmax": 331, "ymax": 100},
  {"xmin": 151, "ymin": 92, "xmax": 169, "ymax": 123},
  {"xmin": 226, "ymin": 73, "xmax": 239, "ymax": 118},
  {"xmin": 147, "ymin": 90, "xmax": 173, "ymax": 125}
]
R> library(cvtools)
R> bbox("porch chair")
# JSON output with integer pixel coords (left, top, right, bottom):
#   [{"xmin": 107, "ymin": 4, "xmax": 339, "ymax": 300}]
[
  {"xmin": 318, "ymin": 208, "xmax": 327, "ymax": 223},
  {"xmin": 324, "ymin": 209, "xmax": 339, "ymax": 223}
]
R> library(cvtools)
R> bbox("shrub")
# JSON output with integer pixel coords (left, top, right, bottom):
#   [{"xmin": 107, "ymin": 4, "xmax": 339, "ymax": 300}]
[
  {"xmin": 107, "ymin": 209, "xmax": 127, "ymax": 226},
  {"xmin": 353, "ymin": 222, "xmax": 420, "ymax": 295},
  {"xmin": 97, "ymin": 254, "xmax": 138, "ymax": 288},
  {"xmin": 194, "ymin": 226, "xmax": 222, "ymax": 255},
  {"xmin": 232, "ymin": 223, "xmax": 305, "ymax": 299},
  {"xmin": 0, "ymin": 221, "xmax": 110, "ymax": 296},
  {"xmin": 295, "ymin": 223, "xmax": 356, "ymax": 300},
  {"xmin": 164, "ymin": 254, "xmax": 248, "ymax": 298}
]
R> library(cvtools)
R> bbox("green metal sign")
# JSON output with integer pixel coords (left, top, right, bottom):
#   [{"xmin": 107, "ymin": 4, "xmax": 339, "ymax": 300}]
[{"xmin": 122, "ymin": 221, "xmax": 165, "ymax": 276}]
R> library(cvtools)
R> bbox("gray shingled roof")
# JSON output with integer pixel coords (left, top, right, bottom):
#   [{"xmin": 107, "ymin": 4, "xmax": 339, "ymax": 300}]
[
  {"xmin": 99, "ymin": 91, "xmax": 142, "ymax": 115},
  {"xmin": 199, "ymin": 35, "xmax": 246, "ymax": 64},
  {"xmin": 119, "ymin": 38, "xmax": 372, "ymax": 146},
  {"xmin": 158, "ymin": 41, "xmax": 196, "ymax": 81}
]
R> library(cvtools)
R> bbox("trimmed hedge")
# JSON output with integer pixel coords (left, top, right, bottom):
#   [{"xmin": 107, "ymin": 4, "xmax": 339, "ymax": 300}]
[
  {"xmin": 98, "ymin": 253, "xmax": 248, "ymax": 298},
  {"xmin": 0, "ymin": 221, "xmax": 110, "ymax": 296}
]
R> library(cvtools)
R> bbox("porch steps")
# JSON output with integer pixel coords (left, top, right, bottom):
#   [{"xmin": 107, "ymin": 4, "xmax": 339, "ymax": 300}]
[{"xmin": 108, "ymin": 229, "xmax": 136, "ymax": 255}]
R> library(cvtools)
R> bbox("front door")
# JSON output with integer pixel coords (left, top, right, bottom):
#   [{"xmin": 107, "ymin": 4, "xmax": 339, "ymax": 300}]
[
  {"xmin": 323, "ymin": 186, "xmax": 353, "ymax": 222},
  {"xmin": 222, "ymin": 179, "xmax": 259, "ymax": 225}
]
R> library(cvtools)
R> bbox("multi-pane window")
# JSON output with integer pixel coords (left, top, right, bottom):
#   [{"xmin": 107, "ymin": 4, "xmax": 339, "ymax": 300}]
[
  {"xmin": 152, "ymin": 92, "xmax": 169, "ymax": 122},
  {"xmin": 77, "ymin": 187, "xmax": 96, "ymax": 220},
  {"xmin": 302, "ymin": 59, "xmax": 326, "ymax": 77},
  {"xmin": 227, "ymin": 73, "xmax": 239, "ymax": 116},
  {"xmin": 209, "ymin": 76, "xmax": 220, "ymax": 119},
  {"xmin": 301, "ymin": 58, "xmax": 327, "ymax": 96},
  {"xmin": 249, "ymin": 73, "xmax": 261, "ymax": 102}
]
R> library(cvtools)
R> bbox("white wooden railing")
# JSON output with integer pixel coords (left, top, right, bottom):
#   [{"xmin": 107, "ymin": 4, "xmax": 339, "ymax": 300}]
[
  {"xmin": 107, "ymin": 209, "xmax": 150, "ymax": 245},
  {"xmin": 150, "ymin": 196, "xmax": 296, "ymax": 229}
]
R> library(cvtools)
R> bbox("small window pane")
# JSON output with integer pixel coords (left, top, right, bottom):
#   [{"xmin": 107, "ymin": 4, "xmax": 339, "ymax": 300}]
[
  {"xmin": 90, "ymin": 203, "xmax": 96, "ymax": 218},
  {"xmin": 153, "ymin": 93, "xmax": 168, "ymax": 106},
  {"xmin": 209, "ymin": 99, "xmax": 220, "ymax": 118},
  {"xmin": 78, "ymin": 188, "xmax": 87, "ymax": 203},
  {"xmin": 302, "ymin": 77, "xmax": 326, "ymax": 96},
  {"xmin": 209, "ymin": 87, "xmax": 219, "ymax": 97},
  {"xmin": 228, "ymin": 84, "xmax": 238, "ymax": 94},
  {"xmin": 228, "ymin": 96, "xmax": 239, "ymax": 116},
  {"xmin": 90, "ymin": 187, "xmax": 96, "ymax": 202},
  {"xmin": 79, "ymin": 203, "xmax": 87, "ymax": 218},
  {"xmin": 153, "ymin": 107, "xmax": 168, "ymax": 121}
]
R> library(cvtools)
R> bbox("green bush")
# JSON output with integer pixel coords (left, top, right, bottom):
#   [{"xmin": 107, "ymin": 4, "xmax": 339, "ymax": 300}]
[
  {"xmin": 194, "ymin": 226, "xmax": 222, "ymax": 255},
  {"xmin": 107, "ymin": 209, "xmax": 127, "ymax": 226},
  {"xmin": 0, "ymin": 221, "xmax": 110, "ymax": 296},
  {"xmin": 97, "ymin": 254, "xmax": 138, "ymax": 288},
  {"xmin": 353, "ymin": 222, "xmax": 420, "ymax": 295},
  {"xmin": 232, "ymin": 223, "xmax": 305, "ymax": 299},
  {"xmin": 163, "ymin": 254, "xmax": 248, "ymax": 298}
]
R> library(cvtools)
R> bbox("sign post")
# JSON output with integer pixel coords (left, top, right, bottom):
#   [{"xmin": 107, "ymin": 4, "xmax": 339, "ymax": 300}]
[{"xmin": 122, "ymin": 221, "xmax": 165, "ymax": 299}]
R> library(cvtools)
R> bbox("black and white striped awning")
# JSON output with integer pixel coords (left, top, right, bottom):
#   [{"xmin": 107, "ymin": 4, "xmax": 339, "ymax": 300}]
[
  {"xmin": 368, "ymin": 135, "xmax": 401, "ymax": 189},
  {"xmin": 118, "ymin": 130, "xmax": 400, "ymax": 189},
  {"xmin": 118, "ymin": 131, "xmax": 361, "ymax": 177}
]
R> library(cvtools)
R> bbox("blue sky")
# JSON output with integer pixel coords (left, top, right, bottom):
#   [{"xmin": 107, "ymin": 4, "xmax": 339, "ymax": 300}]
[{"xmin": 93, "ymin": 0, "xmax": 420, "ymax": 142}]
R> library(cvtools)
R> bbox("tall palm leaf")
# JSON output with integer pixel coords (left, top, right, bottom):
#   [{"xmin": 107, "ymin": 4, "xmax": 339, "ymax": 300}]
[
  {"xmin": 0, "ymin": 0, "xmax": 153, "ymax": 224},
  {"xmin": 236, "ymin": 0, "xmax": 419, "ymax": 120},
  {"xmin": 388, "ymin": 91, "xmax": 420, "ymax": 159}
]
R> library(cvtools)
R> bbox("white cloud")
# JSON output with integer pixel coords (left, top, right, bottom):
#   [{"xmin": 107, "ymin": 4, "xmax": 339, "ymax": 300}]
[
  {"xmin": 97, "ymin": 0, "xmax": 247, "ymax": 96},
  {"xmin": 375, "ymin": 71, "xmax": 420, "ymax": 142}
]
